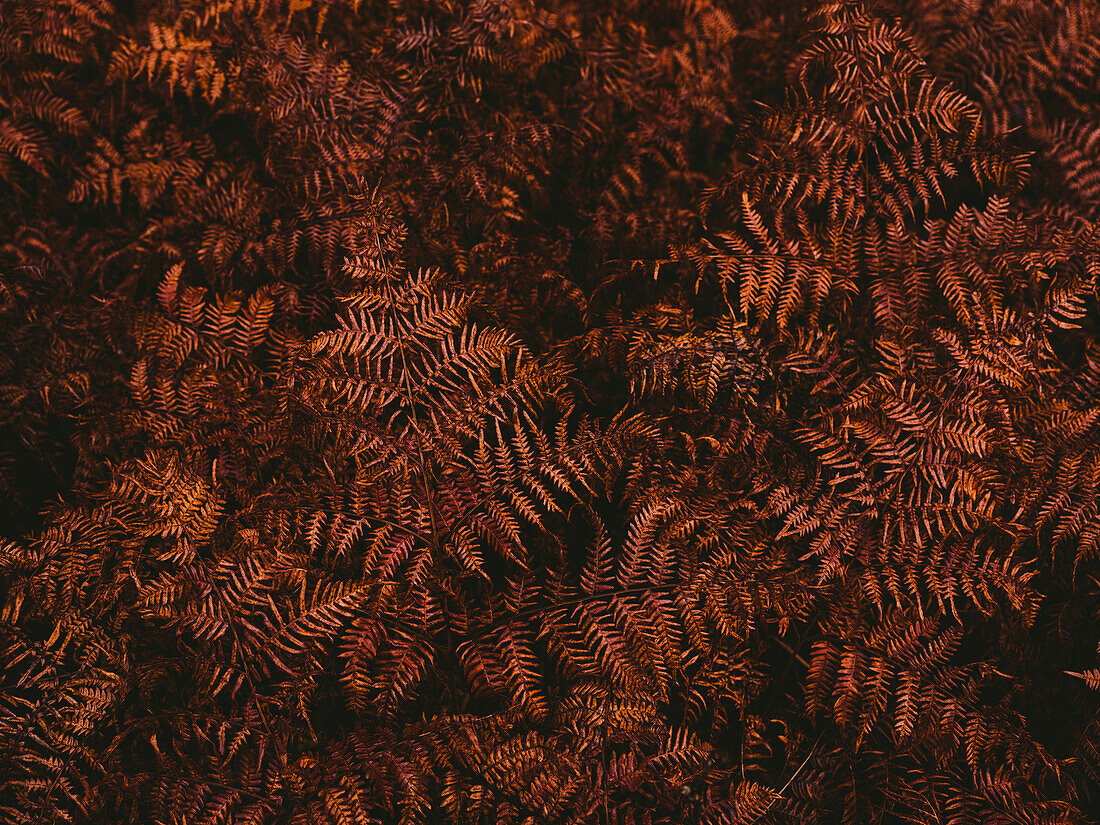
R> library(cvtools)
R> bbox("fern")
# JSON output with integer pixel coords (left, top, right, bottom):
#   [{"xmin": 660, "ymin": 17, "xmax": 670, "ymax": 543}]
[{"xmin": 5, "ymin": 1, "xmax": 1100, "ymax": 823}]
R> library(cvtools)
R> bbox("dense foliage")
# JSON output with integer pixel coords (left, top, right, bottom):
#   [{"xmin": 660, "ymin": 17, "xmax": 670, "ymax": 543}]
[{"xmin": 3, "ymin": 0, "xmax": 1100, "ymax": 822}]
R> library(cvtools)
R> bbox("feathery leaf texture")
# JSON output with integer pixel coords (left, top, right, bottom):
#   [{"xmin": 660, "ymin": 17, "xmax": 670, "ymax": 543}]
[{"xmin": 4, "ymin": 0, "xmax": 1100, "ymax": 823}]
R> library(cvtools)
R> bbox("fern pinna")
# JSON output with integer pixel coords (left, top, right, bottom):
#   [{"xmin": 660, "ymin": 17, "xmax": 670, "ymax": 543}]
[{"xmin": 5, "ymin": 0, "xmax": 1100, "ymax": 824}]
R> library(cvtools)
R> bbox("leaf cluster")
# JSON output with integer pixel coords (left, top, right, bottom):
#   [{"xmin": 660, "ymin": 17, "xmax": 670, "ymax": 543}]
[{"xmin": 4, "ymin": 1, "xmax": 1100, "ymax": 824}]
